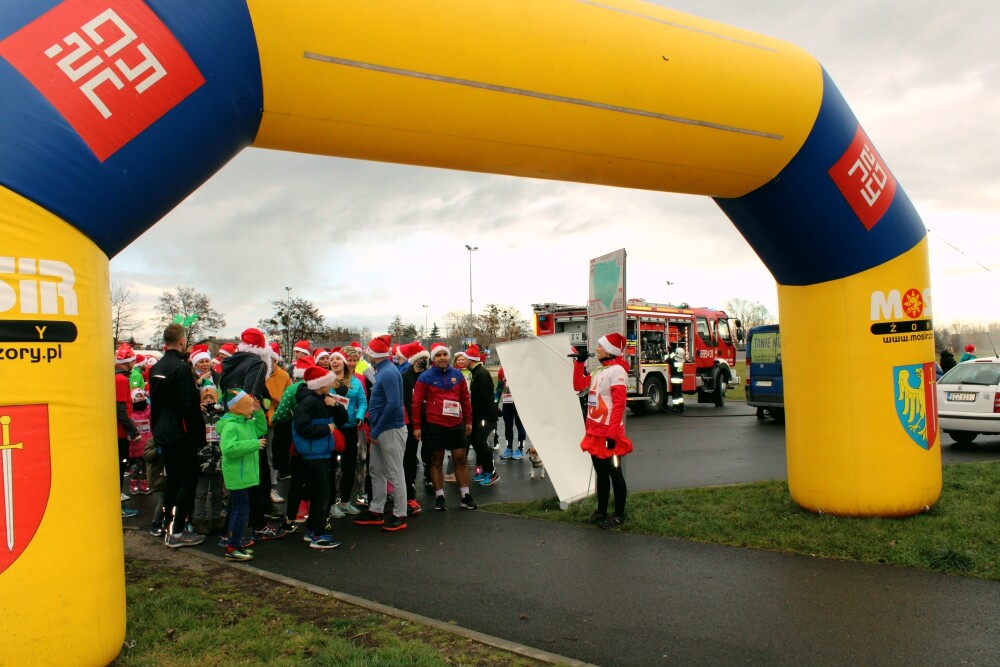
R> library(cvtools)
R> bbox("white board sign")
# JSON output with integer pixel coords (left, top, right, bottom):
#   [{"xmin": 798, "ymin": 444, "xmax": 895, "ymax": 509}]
[{"xmin": 495, "ymin": 334, "xmax": 594, "ymax": 508}]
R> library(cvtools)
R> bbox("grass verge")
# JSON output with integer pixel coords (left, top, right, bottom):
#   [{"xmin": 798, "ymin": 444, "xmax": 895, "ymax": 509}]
[
  {"xmin": 484, "ymin": 461, "xmax": 1000, "ymax": 581},
  {"xmin": 116, "ymin": 533, "xmax": 549, "ymax": 666}
]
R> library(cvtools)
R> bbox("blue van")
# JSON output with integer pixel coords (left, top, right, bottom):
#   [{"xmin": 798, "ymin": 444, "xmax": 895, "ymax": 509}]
[{"xmin": 745, "ymin": 324, "xmax": 784, "ymax": 422}]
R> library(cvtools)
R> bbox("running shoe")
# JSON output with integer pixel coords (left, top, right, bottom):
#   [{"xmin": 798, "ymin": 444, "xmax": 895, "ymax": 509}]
[
  {"xmin": 499, "ymin": 447, "xmax": 513, "ymax": 460},
  {"xmin": 302, "ymin": 529, "xmax": 315, "ymax": 543},
  {"xmin": 460, "ymin": 494, "xmax": 478, "ymax": 510},
  {"xmin": 148, "ymin": 522, "xmax": 163, "ymax": 537},
  {"xmin": 310, "ymin": 534, "xmax": 341, "ymax": 549},
  {"xmin": 254, "ymin": 526, "xmax": 288, "ymax": 541},
  {"xmin": 599, "ymin": 513, "xmax": 626, "ymax": 529},
  {"xmin": 329, "ymin": 503, "xmax": 346, "ymax": 519},
  {"xmin": 279, "ymin": 520, "xmax": 298, "ymax": 535},
  {"xmin": 337, "ymin": 502, "xmax": 361, "ymax": 516},
  {"xmin": 511, "ymin": 448, "xmax": 524, "ymax": 460},
  {"xmin": 239, "ymin": 535, "xmax": 255, "ymax": 549},
  {"xmin": 434, "ymin": 496, "xmax": 447, "ymax": 511},
  {"xmin": 382, "ymin": 515, "xmax": 407, "ymax": 532},
  {"xmin": 224, "ymin": 548, "xmax": 253, "ymax": 562},
  {"xmin": 121, "ymin": 506, "xmax": 139, "ymax": 519},
  {"xmin": 406, "ymin": 499, "xmax": 422, "ymax": 516},
  {"xmin": 270, "ymin": 490, "xmax": 285, "ymax": 503},
  {"xmin": 353, "ymin": 511, "xmax": 384, "ymax": 526},
  {"xmin": 120, "ymin": 492, "xmax": 131, "ymax": 501},
  {"xmin": 165, "ymin": 530, "xmax": 205, "ymax": 548},
  {"xmin": 478, "ymin": 471, "xmax": 500, "ymax": 486},
  {"xmin": 472, "ymin": 470, "xmax": 490, "ymax": 483}
]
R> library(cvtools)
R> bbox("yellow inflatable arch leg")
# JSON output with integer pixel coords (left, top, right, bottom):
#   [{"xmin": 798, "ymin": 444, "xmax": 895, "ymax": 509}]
[{"xmin": 0, "ymin": 1, "xmax": 939, "ymax": 664}]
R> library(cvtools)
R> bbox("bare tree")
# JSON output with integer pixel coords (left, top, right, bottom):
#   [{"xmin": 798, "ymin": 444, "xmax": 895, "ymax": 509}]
[
  {"xmin": 110, "ymin": 282, "xmax": 142, "ymax": 346},
  {"xmin": 258, "ymin": 297, "xmax": 329, "ymax": 355},
  {"xmin": 724, "ymin": 297, "xmax": 775, "ymax": 332},
  {"xmin": 477, "ymin": 304, "xmax": 532, "ymax": 349},
  {"xmin": 155, "ymin": 286, "xmax": 226, "ymax": 342}
]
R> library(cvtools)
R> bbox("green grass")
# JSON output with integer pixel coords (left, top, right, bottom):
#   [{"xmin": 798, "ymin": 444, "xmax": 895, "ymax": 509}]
[
  {"xmin": 484, "ymin": 461, "xmax": 1000, "ymax": 581},
  {"xmin": 116, "ymin": 551, "xmax": 547, "ymax": 666}
]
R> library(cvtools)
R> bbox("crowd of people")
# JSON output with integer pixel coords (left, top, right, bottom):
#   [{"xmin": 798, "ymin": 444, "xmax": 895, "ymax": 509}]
[{"xmin": 111, "ymin": 322, "xmax": 636, "ymax": 563}]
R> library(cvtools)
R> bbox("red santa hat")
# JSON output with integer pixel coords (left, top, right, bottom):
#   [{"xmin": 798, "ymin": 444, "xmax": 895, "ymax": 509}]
[
  {"xmin": 269, "ymin": 341, "xmax": 283, "ymax": 361},
  {"xmin": 114, "ymin": 343, "xmax": 136, "ymax": 365},
  {"xmin": 304, "ymin": 365, "xmax": 336, "ymax": 390},
  {"xmin": 598, "ymin": 333, "xmax": 626, "ymax": 357},
  {"xmin": 135, "ymin": 353, "xmax": 146, "ymax": 366},
  {"xmin": 330, "ymin": 347, "xmax": 348, "ymax": 364},
  {"xmin": 218, "ymin": 342, "xmax": 237, "ymax": 358},
  {"xmin": 366, "ymin": 336, "xmax": 391, "ymax": 359},
  {"xmin": 293, "ymin": 356, "xmax": 315, "ymax": 379},
  {"xmin": 464, "ymin": 344, "xmax": 482, "ymax": 362},
  {"xmin": 189, "ymin": 344, "xmax": 211, "ymax": 366},
  {"xmin": 313, "ymin": 347, "xmax": 330, "ymax": 362},
  {"xmin": 239, "ymin": 327, "xmax": 267, "ymax": 351},
  {"xmin": 965, "ymin": 344, "xmax": 976, "ymax": 353},
  {"xmin": 404, "ymin": 342, "xmax": 429, "ymax": 365},
  {"xmin": 430, "ymin": 342, "xmax": 450, "ymax": 359},
  {"xmin": 392, "ymin": 344, "xmax": 403, "ymax": 361},
  {"xmin": 349, "ymin": 341, "xmax": 363, "ymax": 354},
  {"xmin": 293, "ymin": 340, "xmax": 311, "ymax": 356}
]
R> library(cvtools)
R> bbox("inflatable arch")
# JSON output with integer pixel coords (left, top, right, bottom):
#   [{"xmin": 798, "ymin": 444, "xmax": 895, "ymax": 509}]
[{"xmin": 0, "ymin": 1, "xmax": 940, "ymax": 663}]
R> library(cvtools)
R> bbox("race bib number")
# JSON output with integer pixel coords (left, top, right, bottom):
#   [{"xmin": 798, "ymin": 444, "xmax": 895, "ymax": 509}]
[
  {"xmin": 442, "ymin": 400, "xmax": 461, "ymax": 417},
  {"xmin": 502, "ymin": 395, "xmax": 514, "ymax": 404},
  {"xmin": 205, "ymin": 424, "xmax": 219, "ymax": 442},
  {"xmin": 588, "ymin": 391, "xmax": 598, "ymax": 407},
  {"xmin": 330, "ymin": 394, "xmax": 350, "ymax": 407},
  {"xmin": 134, "ymin": 418, "xmax": 150, "ymax": 433}
]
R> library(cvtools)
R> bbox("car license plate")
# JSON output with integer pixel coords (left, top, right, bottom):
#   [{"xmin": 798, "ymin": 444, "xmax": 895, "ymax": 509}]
[
  {"xmin": 755, "ymin": 380, "xmax": 772, "ymax": 387},
  {"xmin": 948, "ymin": 392, "xmax": 977, "ymax": 402}
]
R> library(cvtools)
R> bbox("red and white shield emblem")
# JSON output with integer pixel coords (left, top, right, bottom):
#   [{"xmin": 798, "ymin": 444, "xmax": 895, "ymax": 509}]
[{"xmin": 0, "ymin": 404, "xmax": 52, "ymax": 575}]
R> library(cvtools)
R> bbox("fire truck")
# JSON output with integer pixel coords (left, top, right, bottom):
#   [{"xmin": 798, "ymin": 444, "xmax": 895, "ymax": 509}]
[{"xmin": 533, "ymin": 299, "xmax": 744, "ymax": 413}]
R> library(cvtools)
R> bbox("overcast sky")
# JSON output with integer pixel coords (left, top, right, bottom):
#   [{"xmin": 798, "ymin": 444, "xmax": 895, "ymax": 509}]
[{"xmin": 110, "ymin": 0, "xmax": 1000, "ymax": 344}]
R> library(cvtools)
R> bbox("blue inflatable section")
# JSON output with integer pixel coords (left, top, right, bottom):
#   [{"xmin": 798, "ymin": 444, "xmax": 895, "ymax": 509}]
[
  {"xmin": 715, "ymin": 69, "xmax": 925, "ymax": 286},
  {"xmin": 0, "ymin": 1, "xmax": 263, "ymax": 257}
]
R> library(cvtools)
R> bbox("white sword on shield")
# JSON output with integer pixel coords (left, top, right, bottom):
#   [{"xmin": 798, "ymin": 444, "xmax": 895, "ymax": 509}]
[{"xmin": 0, "ymin": 415, "xmax": 24, "ymax": 552}]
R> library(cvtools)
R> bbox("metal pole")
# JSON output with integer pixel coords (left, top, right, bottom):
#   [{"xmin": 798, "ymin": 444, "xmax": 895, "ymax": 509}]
[
  {"xmin": 284, "ymin": 286, "xmax": 292, "ymax": 357},
  {"xmin": 465, "ymin": 244, "xmax": 478, "ymax": 342},
  {"xmin": 423, "ymin": 304, "xmax": 428, "ymax": 342}
]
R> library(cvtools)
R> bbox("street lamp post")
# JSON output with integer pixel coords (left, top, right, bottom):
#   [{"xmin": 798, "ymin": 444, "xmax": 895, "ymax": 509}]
[
  {"xmin": 465, "ymin": 244, "xmax": 478, "ymax": 343},
  {"xmin": 284, "ymin": 286, "xmax": 292, "ymax": 358},
  {"xmin": 422, "ymin": 304, "xmax": 429, "ymax": 343},
  {"xmin": 665, "ymin": 281, "xmax": 674, "ymax": 306}
]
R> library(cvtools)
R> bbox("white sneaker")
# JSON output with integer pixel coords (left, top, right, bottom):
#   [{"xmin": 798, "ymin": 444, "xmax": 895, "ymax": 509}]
[
  {"xmin": 328, "ymin": 503, "xmax": 346, "ymax": 519},
  {"xmin": 338, "ymin": 502, "xmax": 361, "ymax": 516},
  {"xmin": 120, "ymin": 492, "xmax": 130, "ymax": 501},
  {"xmin": 270, "ymin": 490, "xmax": 285, "ymax": 503}
]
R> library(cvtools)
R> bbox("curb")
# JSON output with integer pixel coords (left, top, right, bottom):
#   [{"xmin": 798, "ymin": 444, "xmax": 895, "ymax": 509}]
[{"xmin": 184, "ymin": 547, "xmax": 598, "ymax": 667}]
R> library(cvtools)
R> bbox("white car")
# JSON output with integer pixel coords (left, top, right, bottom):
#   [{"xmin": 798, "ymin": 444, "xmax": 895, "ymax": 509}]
[{"xmin": 936, "ymin": 357, "xmax": 1000, "ymax": 445}]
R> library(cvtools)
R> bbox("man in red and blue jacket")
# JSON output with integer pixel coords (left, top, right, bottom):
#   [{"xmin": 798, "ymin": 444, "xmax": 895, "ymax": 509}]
[{"xmin": 412, "ymin": 343, "xmax": 476, "ymax": 511}]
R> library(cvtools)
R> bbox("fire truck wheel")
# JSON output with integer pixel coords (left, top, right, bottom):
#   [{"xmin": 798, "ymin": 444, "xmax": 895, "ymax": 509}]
[
  {"xmin": 642, "ymin": 376, "xmax": 665, "ymax": 413},
  {"xmin": 712, "ymin": 369, "xmax": 728, "ymax": 407}
]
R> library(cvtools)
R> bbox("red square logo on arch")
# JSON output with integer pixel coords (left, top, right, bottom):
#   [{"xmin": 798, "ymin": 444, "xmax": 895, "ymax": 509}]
[
  {"xmin": 829, "ymin": 125, "xmax": 897, "ymax": 231},
  {"xmin": 0, "ymin": 0, "xmax": 204, "ymax": 162}
]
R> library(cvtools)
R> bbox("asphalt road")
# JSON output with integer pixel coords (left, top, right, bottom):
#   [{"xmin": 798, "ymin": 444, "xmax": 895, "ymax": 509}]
[{"xmin": 126, "ymin": 402, "xmax": 1000, "ymax": 666}]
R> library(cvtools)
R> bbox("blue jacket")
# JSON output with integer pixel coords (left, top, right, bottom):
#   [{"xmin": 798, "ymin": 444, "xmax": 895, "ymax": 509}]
[
  {"xmin": 343, "ymin": 375, "xmax": 367, "ymax": 425},
  {"xmin": 292, "ymin": 384, "xmax": 348, "ymax": 460},
  {"xmin": 368, "ymin": 358, "xmax": 405, "ymax": 439}
]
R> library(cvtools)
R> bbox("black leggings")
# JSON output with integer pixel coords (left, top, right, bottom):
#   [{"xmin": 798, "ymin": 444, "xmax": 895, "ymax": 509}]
[
  {"xmin": 335, "ymin": 426, "xmax": 359, "ymax": 503},
  {"xmin": 591, "ymin": 455, "xmax": 627, "ymax": 516}
]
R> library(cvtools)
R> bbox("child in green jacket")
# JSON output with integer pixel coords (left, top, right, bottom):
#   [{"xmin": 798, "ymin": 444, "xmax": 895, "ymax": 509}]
[{"xmin": 218, "ymin": 389, "xmax": 267, "ymax": 561}]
